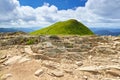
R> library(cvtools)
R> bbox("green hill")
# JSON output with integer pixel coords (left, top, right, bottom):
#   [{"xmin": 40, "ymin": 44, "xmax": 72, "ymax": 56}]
[{"xmin": 30, "ymin": 19, "xmax": 94, "ymax": 35}]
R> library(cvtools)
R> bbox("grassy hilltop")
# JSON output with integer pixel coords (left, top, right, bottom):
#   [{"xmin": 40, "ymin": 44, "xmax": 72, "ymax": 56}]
[{"xmin": 30, "ymin": 19, "xmax": 94, "ymax": 35}]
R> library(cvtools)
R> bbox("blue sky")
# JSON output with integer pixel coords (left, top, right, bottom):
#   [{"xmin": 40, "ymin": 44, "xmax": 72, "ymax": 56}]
[
  {"xmin": 19, "ymin": 0, "xmax": 87, "ymax": 10},
  {"xmin": 0, "ymin": 0, "xmax": 120, "ymax": 28}
]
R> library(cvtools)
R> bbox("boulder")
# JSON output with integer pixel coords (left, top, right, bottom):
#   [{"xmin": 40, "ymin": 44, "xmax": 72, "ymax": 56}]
[
  {"xmin": 83, "ymin": 76, "xmax": 88, "ymax": 80},
  {"xmin": 75, "ymin": 61, "xmax": 83, "ymax": 66},
  {"xmin": 42, "ymin": 61, "xmax": 60, "ymax": 69},
  {"xmin": 34, "ymin": 69, "xmax": 44, "ymax": 77},
  {"xmin": 51, "ymin": 70, "xmax": 64, "ymax": 77}
]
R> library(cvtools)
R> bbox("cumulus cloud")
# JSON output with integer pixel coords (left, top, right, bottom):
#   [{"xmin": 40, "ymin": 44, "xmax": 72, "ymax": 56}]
[
  {"xmin": 86, "ymin": 0, "xmax": 120, "ymax": 19},
  {"xmin": 0, "ymin": 0, "xmax": 120, "ymax": 28},
  {"xmin": 0, "ymin": 0, "xmax": 19, "ymax": 14},
  {"xmin": 0, "ymin": 0, "xmax": 17, "ymax": 21}
]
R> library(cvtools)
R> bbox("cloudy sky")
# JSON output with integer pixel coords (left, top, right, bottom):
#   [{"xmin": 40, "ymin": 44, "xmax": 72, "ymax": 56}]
[{"xmin": 0, "ymin": 0, "xmax": 120, "ymax": 28}]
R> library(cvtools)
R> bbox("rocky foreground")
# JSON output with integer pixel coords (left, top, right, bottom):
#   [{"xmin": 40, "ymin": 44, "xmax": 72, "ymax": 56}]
[{"xmin": 0, "ymin": 33, "xmax": 120, "ymax": 80}]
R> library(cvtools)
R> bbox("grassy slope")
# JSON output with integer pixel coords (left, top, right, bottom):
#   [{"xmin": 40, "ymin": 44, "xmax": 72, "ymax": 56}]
[{"xmin": 30, "ymin": 19, "xmax": 94, "ymax": 35}]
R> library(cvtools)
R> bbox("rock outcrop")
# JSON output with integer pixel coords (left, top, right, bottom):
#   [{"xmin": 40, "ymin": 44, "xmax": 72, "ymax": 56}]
[{"xmin": 0, "ymin": 34, "xmax": 120, "ymax": 80}]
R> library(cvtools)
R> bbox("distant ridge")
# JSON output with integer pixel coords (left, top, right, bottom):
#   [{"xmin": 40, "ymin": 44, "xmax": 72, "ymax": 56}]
[
  {"xmin": 0, "ymin": 28, "xmax": 18, "ymax": 32},
  {"xmin": 90, "ymin": 28, "xmax": 120, "ymax": 36},
  {"xmin": 0, "ymin": 28, "xmax": 35, "ymax": 33},
  {"xmin": 30, "ymin": 19, "xmax": 94, "ymax": 35}
]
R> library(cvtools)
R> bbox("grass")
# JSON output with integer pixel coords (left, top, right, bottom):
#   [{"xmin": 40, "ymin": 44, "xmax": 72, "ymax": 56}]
[
  {"xmin": 30, "ymin": 19, "xmax": 94, "ymax": 36},
  {"xmin": 26, "ymin": 39, "xmax": 35, "ymax": 45}
]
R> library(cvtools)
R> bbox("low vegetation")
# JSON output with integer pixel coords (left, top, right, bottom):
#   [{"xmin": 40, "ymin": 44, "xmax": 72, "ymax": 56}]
[
  {"xmin": 30, "ymin": 19, "xmax": 94, "ymax": 36},
  {"xmin": 26, "ymin": 39, "xmax": 36, "ymax": 45}
]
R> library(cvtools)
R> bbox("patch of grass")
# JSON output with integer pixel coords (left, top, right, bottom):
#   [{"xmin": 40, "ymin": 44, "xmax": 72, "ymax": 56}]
[
  {"xmin": 30, "ymin": 19, "xmax": 94, "ymax": 36},
  {"xmin": 26, "ymin": 39, "xmax": 35, "ymax": 45}
]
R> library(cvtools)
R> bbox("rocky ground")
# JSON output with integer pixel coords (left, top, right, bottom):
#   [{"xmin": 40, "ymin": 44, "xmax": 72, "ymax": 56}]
[{"xmin": 0, "ymin": 33, "xmax": 120, "ymax": 80}]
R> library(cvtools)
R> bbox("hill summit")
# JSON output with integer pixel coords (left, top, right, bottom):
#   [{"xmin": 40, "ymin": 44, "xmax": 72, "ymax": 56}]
[{"xmin": 30, "ymin": 19, "xmax": 94, "ymax": 35}]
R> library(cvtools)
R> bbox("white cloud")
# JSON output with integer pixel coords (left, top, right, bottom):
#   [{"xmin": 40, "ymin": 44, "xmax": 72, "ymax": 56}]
[
  {"xmin": 86, "ymin": 0, "xmax": 120, "ymax": 19},
  {"xmin": 0, "ymin": 0, "xmax": 19, "ymax": 14},
  {"xmin": 85, "ymin": 0, "xmax": 120, "ymax": 27},
  {"xmin": 0, "ymin": 0, "xmax": 120, "ymax": 28}
]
